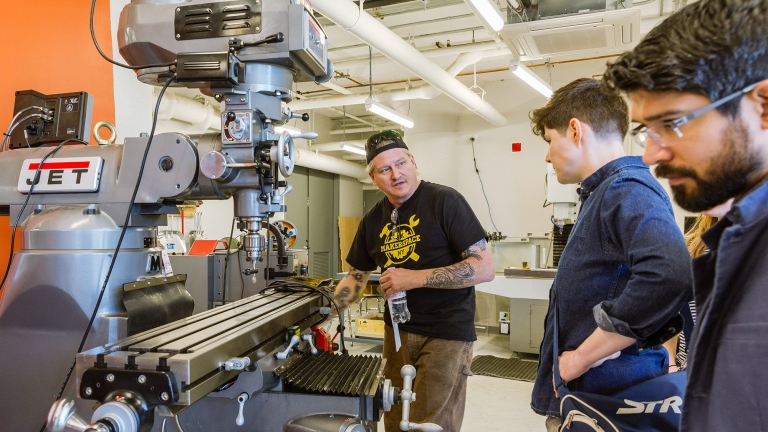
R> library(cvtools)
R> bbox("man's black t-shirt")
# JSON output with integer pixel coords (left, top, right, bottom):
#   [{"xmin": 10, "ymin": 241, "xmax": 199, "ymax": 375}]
[{"xmin": 346, "ymin": 181, "xmax": 487, "ymax": 342}]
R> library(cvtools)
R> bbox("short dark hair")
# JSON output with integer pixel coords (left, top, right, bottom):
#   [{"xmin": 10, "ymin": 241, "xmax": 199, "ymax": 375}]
[
  {"xmin": 603, "ymin": 0, "xmax": 768, "ymax": 118},
  {"xmin": 529, "ymin": 78, "xmax": 629, "ymax": 140}
]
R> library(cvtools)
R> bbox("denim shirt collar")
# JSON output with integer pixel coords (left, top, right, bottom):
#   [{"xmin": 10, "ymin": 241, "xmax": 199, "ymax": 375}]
[
  {"xmin": 578, "ymin": 156, "xmax": 646, "ymax": 201},
  {"xmin": 702, "ymin": 177, "xmax": 768, "ymax": 251}
]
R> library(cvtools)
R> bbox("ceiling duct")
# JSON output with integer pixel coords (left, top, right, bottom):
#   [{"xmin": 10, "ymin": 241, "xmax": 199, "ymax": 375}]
[
  {"xmin": 538, "ymin": 0, "xmax": 606, "ymax": 19},
  {"xmin": 500, "ymin": 8, "xmax": 640, "ymax": 61}
]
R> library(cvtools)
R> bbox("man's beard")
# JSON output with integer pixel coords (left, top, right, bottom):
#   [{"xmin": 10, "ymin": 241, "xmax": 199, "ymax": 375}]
[{"xmin": 655, "ymin": 119, "xmax": 762, "ymax": 213}]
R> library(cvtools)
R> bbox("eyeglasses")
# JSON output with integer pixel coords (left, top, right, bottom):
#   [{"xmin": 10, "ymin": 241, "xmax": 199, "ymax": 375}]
[
  {"xmin": 366, "ymin": 130, "xmax": 404, "ymax": 153},
  {"xmin": 630, "ymin": 82, "xmax": 760, "ymax": 148},
  {"xmin": 391, "ymin": 208, "xmax": 400, "ymax": 239}
]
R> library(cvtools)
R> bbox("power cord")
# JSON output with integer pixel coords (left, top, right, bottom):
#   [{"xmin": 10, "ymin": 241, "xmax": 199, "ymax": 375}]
[
  {"xmin": 0, "ymin": 138, "xmax": 87, "ymax": 294},
  {"xmin": 2, "ymin": 109, "xmax": 53, "ymax": 152},
  {"xmin": 90, "ymin": 0, "xmax": 176, "ymax": 70},
  {"xmin": 47, "ymin": 77, "xmax": 177, "ymax": 425},
  {"xmin": 260, "ymin": 280, "xmax": 348, "ymax": 354},
  {"xmin": 469, "ymin": 136, "xmax": 499, "ymax": 232}
]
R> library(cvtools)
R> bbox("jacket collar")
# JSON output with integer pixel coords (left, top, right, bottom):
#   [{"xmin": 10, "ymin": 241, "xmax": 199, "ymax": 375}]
[{"xmin": 578, "ymin": 156, "xmax": 646, "ymax": 201}]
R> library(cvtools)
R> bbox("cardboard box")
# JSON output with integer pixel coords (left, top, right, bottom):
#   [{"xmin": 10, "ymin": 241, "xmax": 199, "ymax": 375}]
[{"xmin": 356, "ymin": 312, "xmax": 385, "ymax": 337}]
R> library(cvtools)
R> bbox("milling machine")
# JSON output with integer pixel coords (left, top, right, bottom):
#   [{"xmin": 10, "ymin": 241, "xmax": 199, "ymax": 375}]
[{"xmin": 0, "ymin": 1, "xmax": 439, "ymax": 431}]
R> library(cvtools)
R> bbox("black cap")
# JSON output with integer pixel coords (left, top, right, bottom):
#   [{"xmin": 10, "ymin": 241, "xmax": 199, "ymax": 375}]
[{"xmin": 365, "ymin": 130, "xmax": 409, "ymax": 164}]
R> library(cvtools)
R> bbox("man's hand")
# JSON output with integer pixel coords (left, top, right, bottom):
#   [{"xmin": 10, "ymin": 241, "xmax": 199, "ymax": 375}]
[
  {"xmin": 380, "ymin": 267, "xmax": 422, "ymax": 298},
  {"xmin": 552, "ymin": 350, "xmax": 591, "ymax": 398}
]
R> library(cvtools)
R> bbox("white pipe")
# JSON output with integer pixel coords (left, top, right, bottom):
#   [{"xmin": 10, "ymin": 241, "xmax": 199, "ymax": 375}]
[
  {"xmin": 294, "ymin": 147, "xmax": 369, "ymax": 181},
  {"xmin": 311, "ymin": 141, "xmax": 366, "ymax": 151},
  {"xmin": 310, "ymin": 0, "xmax": 507, "ymax": 126},
  {"xmin": 291, "ymin": 49, "xmax": 508, "ymax": 111},
  {"xmin": 333, "ymin": 41, "xmax": 508, "ymax": 70},
  {"xmin": 156, "ymin": 91, "xmax": 221, "ymax": 131}
]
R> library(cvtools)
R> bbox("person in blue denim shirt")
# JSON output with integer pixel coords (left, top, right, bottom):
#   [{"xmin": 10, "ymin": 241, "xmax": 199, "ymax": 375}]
[
  {"xmin": 604, "ymin": 0, "xmax": 768, "ymax": 429},
  {"xmin": 528, "ymin": 78, "xmax": 692, "ymax": 431}
]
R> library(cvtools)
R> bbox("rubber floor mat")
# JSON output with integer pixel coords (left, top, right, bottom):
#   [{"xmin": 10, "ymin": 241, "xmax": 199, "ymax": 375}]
[{"xmin": 470, "ymin": 355, "xmax": 538, "ymax": 382}]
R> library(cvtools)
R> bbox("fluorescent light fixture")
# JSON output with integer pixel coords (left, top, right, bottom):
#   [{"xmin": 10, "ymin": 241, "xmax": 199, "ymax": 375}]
[
  {"xmin": 274, "ymin": 124, "xmax": 301, "ymax": 134},
  {"xmin": 464, "ymin": 0, "xmax": 505, "ymax": 32},
  {"xmin": 509, "ymin": 59, "xmax": 553, "ymax": 98},
  {"xmin": 365, "ymin": 99, "xmax": 414, "ymax": 129},
  {"xmin": 340, "ymin": 143, "xmax": 366, "ymax": 156}
]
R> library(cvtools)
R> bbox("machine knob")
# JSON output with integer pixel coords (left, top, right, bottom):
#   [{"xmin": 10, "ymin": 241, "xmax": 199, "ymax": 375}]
[{"xmin": 200, "ymin": 151, "xmax": 232, "ymax": 181}]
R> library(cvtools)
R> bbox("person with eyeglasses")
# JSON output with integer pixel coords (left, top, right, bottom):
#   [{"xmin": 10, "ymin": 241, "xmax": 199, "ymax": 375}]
[
  {"xmin": 333, "ymin": 130, "xmax": 495, "ymax": 432},
  {"xmin": 528, "ymin": 78, "xmax": 692, "ymax": 431},
  {"xmin": 603, "ymin": 0, "xmax": 768, "ymax": 430}
]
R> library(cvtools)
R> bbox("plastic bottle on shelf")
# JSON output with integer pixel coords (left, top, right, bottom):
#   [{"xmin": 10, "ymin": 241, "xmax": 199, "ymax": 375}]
[{"xmin": 390, "ymin": 291, "xmax": 411, "ymax": 324}]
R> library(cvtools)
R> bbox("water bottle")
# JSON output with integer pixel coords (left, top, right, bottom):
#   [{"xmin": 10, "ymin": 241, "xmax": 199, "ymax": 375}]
[{"xmin": 390, "ymin": 291, "xmax": 411, "ymax": 324}]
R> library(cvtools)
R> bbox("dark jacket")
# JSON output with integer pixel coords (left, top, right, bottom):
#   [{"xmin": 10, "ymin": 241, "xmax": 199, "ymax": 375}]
[
  {"xmin": 682, "ymin": 179, "xmax": 768, "ymax": 431},
  {"xmin": 532, "ymin": 156, "xmax": 692, "ymax": 416}
]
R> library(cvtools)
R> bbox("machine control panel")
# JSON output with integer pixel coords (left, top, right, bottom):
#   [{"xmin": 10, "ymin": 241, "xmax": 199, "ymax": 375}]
[{"xmin": 8, "ymin": 90, "xmax": 93, "ymax": 149}]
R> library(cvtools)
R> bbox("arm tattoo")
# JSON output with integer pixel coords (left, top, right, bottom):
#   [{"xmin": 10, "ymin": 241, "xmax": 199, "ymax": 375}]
[
  {"xmin": 424, "ymin": 261, "xmax": 476, "ymax": 289},
  {"xmin": 335, "ymin": 286, "xmax": 352, "ymax": 303},
  {"xmin": 461, "ymin": 239, "xmax": 487, "ymax": 261},
  {"xmin": 336, "ymin": 267, "xmax": 370, "ymax": 303}
]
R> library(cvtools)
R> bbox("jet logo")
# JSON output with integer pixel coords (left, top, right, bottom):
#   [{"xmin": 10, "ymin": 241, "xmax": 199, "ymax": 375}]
[
  {"xmin": 17, "ymin": 157, "xmax": 103, "ymax": 194},
  {"xmin": 616, "ymin": 396, "xmax": 682, "ymax": 414}
]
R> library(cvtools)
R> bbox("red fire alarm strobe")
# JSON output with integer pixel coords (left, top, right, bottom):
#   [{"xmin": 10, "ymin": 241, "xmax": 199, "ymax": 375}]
[{"xmin": 511, "ymin": 142, "xmax": 522, "ymax": 152}]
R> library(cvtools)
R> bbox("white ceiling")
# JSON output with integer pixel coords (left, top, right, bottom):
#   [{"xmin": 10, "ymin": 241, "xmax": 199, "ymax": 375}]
[{"xmin": 292, "ymin": 0, "xmax": 695, "ymax": 136}]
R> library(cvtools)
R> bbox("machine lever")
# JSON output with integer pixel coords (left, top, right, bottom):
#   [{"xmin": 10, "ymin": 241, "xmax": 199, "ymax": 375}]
[
  {"xmin": 290, "ymin": 132, "xmax": 318, "ymax": 140},
  {"xmin": 229, "ymin": 33, "xmax": 284, "ymax": 50},
  {"xmin": 223, "ymin": 357, "xmax": 251, "ymax": 371},
  {"xmin": 399, "ymin": 365, "xmax": 443, "ymax": 432},
  {"xmin": 276, "ymin": 335, "xmax": 301, "ymax": 360},
  {"xmin": 236, "ymin": 392, "xmax": 249, "ymax": 426},
  {"xmin": 302, "ymin": 334, "xmax": 318, "ymax": 355}
]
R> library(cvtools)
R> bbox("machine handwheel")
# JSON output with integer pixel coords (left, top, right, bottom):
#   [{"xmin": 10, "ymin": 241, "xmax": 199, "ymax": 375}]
[{"xmin": 277, "ymin": 131, "xmax": 295, "ymax": 177}]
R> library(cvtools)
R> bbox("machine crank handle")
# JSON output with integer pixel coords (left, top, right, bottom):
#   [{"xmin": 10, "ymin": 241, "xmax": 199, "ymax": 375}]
[
  {"xmin": 236, "ymin": 392, "xmax": 249, "ymax": 426},
  {"xmin": 276, "ymin": 334, "xmax": 301, "ymax": 359},
  {"xmin": 302, "ymin": 334, "xmax": 318, "ymax": 355},
  {"xmin": 290, "ymin": 132, "xmax": 318, "ymax": 140},
  {"xmin": 399, "ymin": 365, "xmax": 443, "ymax": 432}
]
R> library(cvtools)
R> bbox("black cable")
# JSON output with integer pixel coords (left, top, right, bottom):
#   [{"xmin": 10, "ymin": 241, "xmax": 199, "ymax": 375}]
[
  {"xmin": 0, "ymin": 139, "xmax": 83, "ymax": 293},
  {"xmin": 222, "ymin": 217, "xmax": 236, "ymax": 303},
  {"xmin": 90, "ymin": 0, "xmax": 176, "ymax": 70},
  {"xmin": 50, "ymin": 77, "xmax": 177, "ymax": 411},
  {"xmin": 261, "ymin": 280, "xmax": 347, "ymax": 354},
  {"xmin": 470, "ymin": 139, "xmax": 499, "ymax": 232}
]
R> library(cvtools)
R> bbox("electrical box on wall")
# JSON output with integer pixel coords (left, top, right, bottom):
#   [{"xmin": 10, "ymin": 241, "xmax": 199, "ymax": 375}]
[{"xmin": 8, "ymin": 90, "xmax": 93, "ymax": 149}]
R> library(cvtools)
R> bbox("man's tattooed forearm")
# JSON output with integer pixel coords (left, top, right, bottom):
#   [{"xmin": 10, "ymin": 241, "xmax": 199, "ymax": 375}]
[
  {"xmin": 424, "ymin": 261, "xmax": 476, "ymax": 289},
  {"xmin": 461, "ymin": 239, "xmax": 488, "ymax": 261},
  {"xmin": 351, "ymin": 269, "xmax": 365, "ymax": 282},
  {"xmin": 335, "ymin": 286, "xmax": 351, "ymax": 302}
]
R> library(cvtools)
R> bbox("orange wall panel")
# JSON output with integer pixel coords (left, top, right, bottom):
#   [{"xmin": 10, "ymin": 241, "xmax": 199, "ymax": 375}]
[{"xmin": 0, "ymin": 0, "xmax": 116, "ymax": 292}]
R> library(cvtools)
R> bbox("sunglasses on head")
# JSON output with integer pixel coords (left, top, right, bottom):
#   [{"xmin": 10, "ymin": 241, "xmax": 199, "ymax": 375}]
[{"xmin": 366, "ymin": 130, "xmax": 404, "ymax": 152}]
